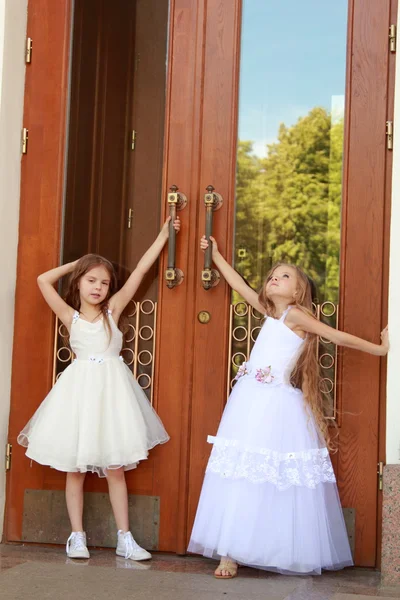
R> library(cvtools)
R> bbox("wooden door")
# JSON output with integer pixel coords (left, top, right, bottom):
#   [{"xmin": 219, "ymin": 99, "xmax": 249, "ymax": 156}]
[
  {"xmin": 182, "ymin": 0, "xmax": 395, "ymax": 568},
  {"xmin": 4, "ymin": 0, "xmax": 189, "ymax": 553},
  {"xmin": 5, "ymin": 0, "xmax": 394, "ymax": 566}
]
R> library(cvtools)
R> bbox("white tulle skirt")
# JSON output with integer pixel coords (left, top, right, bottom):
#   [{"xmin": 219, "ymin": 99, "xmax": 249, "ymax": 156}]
[
  {"xmin": 188, "ymin": 377, "xmax": 353, "ymax": 575},
  {"xmin": 18, "ymin": 358, "xmax": 169, "ymax": 477}
]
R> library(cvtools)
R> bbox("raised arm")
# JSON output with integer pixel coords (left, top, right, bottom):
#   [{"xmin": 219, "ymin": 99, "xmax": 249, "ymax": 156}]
[
  {"xmin": 110, "ymin": 217, "xmax": 180, "ymax": 316},
  {"xmin": 201, "ymin": 236, "xmax": 266, "ymax": 314},
  {"xmin": 286, "ymin": 307, "xmax": 389, "ymax": 357},
  {"xmin": 37, "ymin": 261, "xmax": 78, "ymax": 327}
]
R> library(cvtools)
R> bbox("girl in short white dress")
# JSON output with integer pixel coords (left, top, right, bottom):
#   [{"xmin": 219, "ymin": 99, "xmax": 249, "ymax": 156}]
[
  {"xmin": 188, "ymin": 235, "xmax": 388, "ymax": 578},
  {"xmin": 18, "ymin": 217, "xmax": 180, "ymax": 561}
]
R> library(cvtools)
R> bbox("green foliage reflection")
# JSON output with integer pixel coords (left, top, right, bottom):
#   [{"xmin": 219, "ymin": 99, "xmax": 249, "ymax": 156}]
[{"xmin": 234, "ymin": 107, "xmax": 343, "ymax": 304}]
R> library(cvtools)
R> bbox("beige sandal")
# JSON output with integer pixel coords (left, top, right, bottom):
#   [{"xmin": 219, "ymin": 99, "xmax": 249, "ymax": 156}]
[{"xmin": 214, "ymin": 558, "xmax": 238, "ymax": 579}]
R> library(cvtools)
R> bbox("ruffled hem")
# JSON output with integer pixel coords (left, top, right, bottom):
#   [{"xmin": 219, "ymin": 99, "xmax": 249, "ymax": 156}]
[
  {"xmin": 187, "ymin": 539, "xmax": 354, "ymax": 575},
  {"xmin": 20, "ymin": 434, "xmax": 169, "ymax": 478},
  {"xmin": 207, "ymin": 435, "xmax": 335, "ymax": 490}
]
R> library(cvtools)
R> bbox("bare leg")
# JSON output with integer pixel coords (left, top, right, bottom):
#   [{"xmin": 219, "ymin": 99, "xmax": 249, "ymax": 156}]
[
  {"xmin": 106, "ymin": 467, "xmax": 130, "ymax": 532},
  {"xmin": 66, "ymin": 472, "xmax": 86, "ymax": 531}
]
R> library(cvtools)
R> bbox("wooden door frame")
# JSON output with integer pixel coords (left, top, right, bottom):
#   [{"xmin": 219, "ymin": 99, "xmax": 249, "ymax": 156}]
[
  {"xmin": 376, "ymin": 0, "xmax": 398, "ymax": 570},
  {"xmin": 4, "ymin": 0, "xmax": 73, "ymax": 541},
  {"xmin": 337, "ymin": 0, "xmax": 394, "ymax": 567}
]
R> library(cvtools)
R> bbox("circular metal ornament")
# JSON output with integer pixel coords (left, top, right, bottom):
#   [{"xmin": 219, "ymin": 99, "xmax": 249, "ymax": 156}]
[
  {"xmin": 139, "ymin": 326, "xmax": 154, "ymax": 341},
  {"xmin": 319, "ymin": 353, "xmax": 335, "ymax": 369},
  {"xmin": 320, "ymin": 377, "xmax": 334, "ymax": 394},
  {"xmin": 138, "ymin": 373, "xmax": 151, "ymax": 390},
  {"xmin": 121, "ymin": 347, "xmax": 135, "ymax": 366},
  {"xmin": 125, "ymin": 324, "xmax": 136, "ymax": 344},
  {"xmin": 251, "ymin": 307, "xmax": 264, "ymax": 320},
  {"xmin": 234, "ymin": 302, "xmax": 248, "ymax": 317},
  {"xmin": 321, "ymin": 301, "xmax": 336, "ymax": 318},
  {"xmin": 233, "ymin": 326, "xmax": 247, "ymax": 342},
  {"xmin": 127, "ymin": 300, "xmax": 137, "ymax": 318},
  {"xmin": 57, "ymin": 347, "xmax": 72, "ymax": 363},
  {"xmin": 58, "ymin": 323, "xmax": 68, "ymax": 338},
  {"xmin": 138, "ymin": 350, "xmax": 153, "ymax": 366},
  {"xmin": 141, "ymin": 300, "xmax": 155, "ymax": 315},
  {"xmin": 250, "ymin": 326, "xmax": 261, "ymax": 342},
  {"xmin": 232, "ymin": 352, "xmax": 247, "ymax": 367}
]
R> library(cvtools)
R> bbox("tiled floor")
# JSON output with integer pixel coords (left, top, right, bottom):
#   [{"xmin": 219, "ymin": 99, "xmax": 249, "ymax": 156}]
[{"xmin": 0, "ymin": 544, "xmax": 400, "ymax": 599}]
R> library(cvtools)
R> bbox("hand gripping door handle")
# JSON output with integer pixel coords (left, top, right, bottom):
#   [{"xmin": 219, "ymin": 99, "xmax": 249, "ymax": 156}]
[
  {"xmin": 165, "ymin": 185, "xmax": 187, "ymax": 288},
  {"xmin": 201, "ymin": 185, "xmax": 223, "ymax": 290}
]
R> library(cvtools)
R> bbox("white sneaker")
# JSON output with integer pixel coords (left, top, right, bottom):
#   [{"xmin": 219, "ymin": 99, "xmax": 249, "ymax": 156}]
[
  {"xmin": 66, "ymin": 531, "xmax": 90, "ymax": 559},
  {"xmin": 116, "ymin": 530, "xmax": 152, "ymax": 561}
]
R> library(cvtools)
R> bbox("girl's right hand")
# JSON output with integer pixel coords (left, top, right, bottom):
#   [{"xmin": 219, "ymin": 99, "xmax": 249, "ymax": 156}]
[{"xmin": 200, "ymin": 235, "xmax": 219, "ymax": 258}]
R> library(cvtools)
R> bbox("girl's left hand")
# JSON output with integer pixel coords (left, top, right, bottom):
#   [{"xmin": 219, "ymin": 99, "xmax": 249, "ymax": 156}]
[
  {"xmin": 380, "ymin": 325, "xmax": 389, "ymax": 355},
  {"xmin": 161, "ymin": 215, "xmax": 181, "ymax": 238}
]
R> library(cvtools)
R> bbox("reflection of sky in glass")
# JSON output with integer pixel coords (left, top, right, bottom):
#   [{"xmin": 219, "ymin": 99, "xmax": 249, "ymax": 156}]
[{"xmin": 239, "ymin": 0, "xmax": 348, "ymax": 156}]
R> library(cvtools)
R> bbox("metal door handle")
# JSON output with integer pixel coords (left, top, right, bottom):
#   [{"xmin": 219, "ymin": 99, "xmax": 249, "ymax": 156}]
[
  {"xmin": 165, "ymin": 185, "xmax": 187, "ymax": 288},
  {"xmin": 202, "ymin": 185, "xmax": 223, "ymax": 290}
]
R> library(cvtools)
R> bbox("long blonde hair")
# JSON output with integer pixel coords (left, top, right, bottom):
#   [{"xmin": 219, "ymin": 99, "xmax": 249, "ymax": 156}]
[{"xmin": 258, "ymin": 262, "xmax": 337, "ymax": 451}]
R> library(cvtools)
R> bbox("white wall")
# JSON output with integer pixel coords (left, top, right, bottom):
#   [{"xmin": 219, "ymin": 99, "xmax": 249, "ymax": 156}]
[
  {"xmin": 0, "ymin": 0, "xmax": 27, "ymax": 538},
  {"xmin": 386, "ymin": 9, "xmax": 400, "ymax": 465}
]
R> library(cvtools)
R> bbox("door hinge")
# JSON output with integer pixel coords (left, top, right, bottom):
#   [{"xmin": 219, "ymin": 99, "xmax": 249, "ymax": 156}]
[
  {"xmin": 25, "ymin": 37, "xmax": 33, "ymax": 63},
  {"xmin": 131, "ymin": 130, "xmax": 136, "ymax": 151},
  {"xmin": 5, "ymin": 443, "xmax": 12, "ymax": 471},
  {"xmin": 389, "ymin": 24, "xmax": 396, "ymax": 53},
  {"xmin": 127, "ymin": 208, "xmax": 133, "ymax": 229},
  {"xmin": 21, "ymin": 127, "xmax": 29, "ymax": 154},
  {"xmin": 386, "ymin": 121, "xmax": 393, "ymax": 150},
  {"xmin": 377, "ymin": 461, "xmax": 384, "ymax": 491}
]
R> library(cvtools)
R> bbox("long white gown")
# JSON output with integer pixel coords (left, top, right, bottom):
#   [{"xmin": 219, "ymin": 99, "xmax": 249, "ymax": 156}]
[
  {"xmin": 18, "ymin": 310, "xmax": 169, "ymax": 477},
  {"xmin": 188, "ymin": 308, "xmax": 353, "ymax": 575}
]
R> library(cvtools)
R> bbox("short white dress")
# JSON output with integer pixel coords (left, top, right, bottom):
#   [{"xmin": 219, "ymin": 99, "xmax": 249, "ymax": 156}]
[
  {"xmin": 188, "ymin": 307, "xmax": 353, "ymax": 575},
  {"xmin": 18, "ymin": 310, "xmax": 169, "ymax": 477}
]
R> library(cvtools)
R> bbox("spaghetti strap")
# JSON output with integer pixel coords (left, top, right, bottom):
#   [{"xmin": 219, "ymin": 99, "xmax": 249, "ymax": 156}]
[
  {"xmin": 72, "ymin": 310, "xmax": 79, "ymax": 324},
  {"xmin": 279, "ymin": 305, "xmax": 293, "ymax": 322}
]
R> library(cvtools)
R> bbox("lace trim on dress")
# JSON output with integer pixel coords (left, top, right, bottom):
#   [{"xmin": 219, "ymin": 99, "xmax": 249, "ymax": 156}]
[{"xmin": 206, "ymin": 436, "xmax": 336, "ymax": 490}]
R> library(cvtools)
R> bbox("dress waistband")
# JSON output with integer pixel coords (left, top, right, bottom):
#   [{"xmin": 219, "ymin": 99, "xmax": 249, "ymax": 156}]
[
  {"xmin": 234, "ymin": 361, "xmax": 300, "ymax": 392},
  {"xmin": 74, "ymin": 355, "xmax": 124, "ymax": 365}
]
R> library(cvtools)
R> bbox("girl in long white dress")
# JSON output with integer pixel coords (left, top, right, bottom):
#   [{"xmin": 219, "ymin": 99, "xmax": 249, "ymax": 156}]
[
  {"xmin": 188, "ymin": 235, "xmax": 388, "ymax": 578},
  {"xmin": 18, "ymin": 217, "xmax": 180, "ymax": 561}
]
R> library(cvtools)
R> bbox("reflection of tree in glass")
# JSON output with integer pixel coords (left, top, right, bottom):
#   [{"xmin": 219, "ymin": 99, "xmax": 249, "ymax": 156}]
[{"xmin": 234, "ymin": 107, "xmax": 343, "ymax": 304}]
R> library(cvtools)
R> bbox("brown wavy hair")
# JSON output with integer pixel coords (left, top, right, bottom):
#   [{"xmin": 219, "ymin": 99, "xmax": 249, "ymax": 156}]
[
  {"xmin": 258, "ymin": 262, "xmax": 337, "ymax": 451},
  {"xmin": 64, "ymin": 254, "xmax": 120, "ymax": 344}
]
